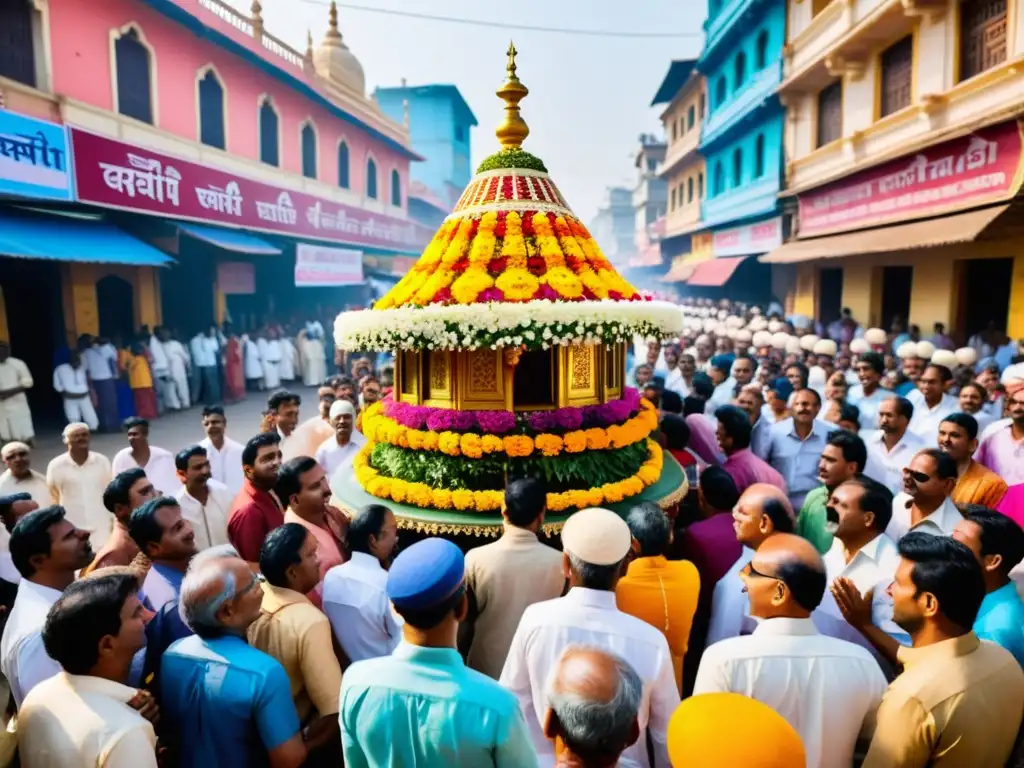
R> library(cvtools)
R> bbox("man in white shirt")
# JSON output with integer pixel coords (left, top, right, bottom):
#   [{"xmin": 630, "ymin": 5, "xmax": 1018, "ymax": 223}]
[
  {"xmin": 316, "ymin": 400, "xmax": 365, "ymax": 480},
  {"xmin": 258, "ymin": 328, "xmax": 282, "ymax": 390},
  {"xmin": 0, "ymin": 441, "xmax": 49, "ymax": 507},
  {"xmin": 198, "ymin": 406, "xmax": 245, "ymax": 496},
  {"xmin": 500, "ymin": 507, "xmax": 680, "ymax": 768},
  {"xmin": 46, "ymin": 423, "xmax": 113, "ymax": 549},
  {"xmin": 1, "ymin": 505, "xmax": 95, "ymax": 707},
  {"xmin": 18, "ymin": 573, "xmax": 157, "ymax": 767},
  {"xmin": 886, "ymin": 448, "xmax": 961, "ymax": 543},
  {"xmin": 708, "ymin": 483, "xmax": 795, "ymax": 645},
  {"xmin": 149, "ymin": 327, "xmax": 178, "ymax": 413},
  {"xmin": 664, "ymin": 352, "xmax": 696, "ymax": 400},
  {"xmin": 111, "ymin": 417, "xmax": 181, "ymax": 497},
  {"xmin": 0, "ymin": 493, "xmax": 36, "ymax": 590},
  {"xmin": 173, "ymin": 445, "xmax": 231, "ymax": 551},
  {"xmin": 80, "ymin": 335, "xmax": 119, "ymax": 432},
  {"xmin": 862, "ymin": 396, "xmax": 926, "ymax": 495},
  {"xmin": 695, "ymin": 533, "xmax": 886, "ymax": 768},
  {"xmin": 906, "ymin": 364, "xmax": 957, "ymax": 447},
  {"xmin": 53, "ymin": 351, "xmax": 98, "ymax": 430},
  {"xmin": 847, "ymin": 352, "xmax": 889, "ymax": 431},
  {"xmin": 190, "ymin": 327, "xmax": 221, "ymax": 406},
  {"xmin": 0, "ymin": 340, "xmax": 35, "ymax": 443},
  {"xmin": 164, "ymin": 331, "xmax": 192, "ymax": 410},
  {"xmin": 322, "ymin": 504, "xmax": 402, "ymax": 662}
]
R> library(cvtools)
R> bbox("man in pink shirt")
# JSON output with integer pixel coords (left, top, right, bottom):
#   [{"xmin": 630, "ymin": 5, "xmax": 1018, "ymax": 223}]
[
  {"xmin": 715, "ymin": 405, "xmax": 787, "ymax": 496},
  {"xmin": 976, "ymin": 388, "xmax": 1024, "ymax": 487}
]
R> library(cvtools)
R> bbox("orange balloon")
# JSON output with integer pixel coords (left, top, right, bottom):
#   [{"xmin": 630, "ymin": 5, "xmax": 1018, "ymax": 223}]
[{"xmin": 667, "ymin": 693, "xmax": 806, "ymax": 768}]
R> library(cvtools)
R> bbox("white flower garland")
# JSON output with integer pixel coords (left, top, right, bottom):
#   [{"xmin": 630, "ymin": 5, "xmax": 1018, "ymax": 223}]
[{"xmin": 334, "ymin": 299, "xmax": 684, "ymax": 351}]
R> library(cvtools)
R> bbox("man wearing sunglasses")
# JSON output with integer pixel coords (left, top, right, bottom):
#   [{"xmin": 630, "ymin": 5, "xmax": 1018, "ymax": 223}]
[
  {"xmin": 886, "ymin": 449, "xmax": 961, "ymax": 544},
  {"xmin": 695, "ymin": 533, "xmax": 886, "ymax": 768}
]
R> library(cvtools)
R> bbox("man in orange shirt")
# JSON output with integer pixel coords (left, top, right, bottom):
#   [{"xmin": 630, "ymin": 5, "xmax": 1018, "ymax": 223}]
[
  {"xmin": 615, "ymin": 502, "xmax": 699, "ymax": 693},
  {"xmin": 939, "ymin": 413, "xmax": 1007, "ymax": 509}
]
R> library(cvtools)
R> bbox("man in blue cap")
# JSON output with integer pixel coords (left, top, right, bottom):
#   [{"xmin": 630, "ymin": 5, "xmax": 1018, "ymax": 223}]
[{"xmin": 339, "ymin": 537, "xmax": 538, "ymax": 767}]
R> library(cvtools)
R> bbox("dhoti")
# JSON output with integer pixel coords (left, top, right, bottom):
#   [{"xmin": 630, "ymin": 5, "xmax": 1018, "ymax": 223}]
[
  {"xmin": 0, "ymin": 394, "xmax": 34, "ymax": 442},
  {"xmin": 92, "ymin": 378, "xmax": 119, "ymax": 432}
]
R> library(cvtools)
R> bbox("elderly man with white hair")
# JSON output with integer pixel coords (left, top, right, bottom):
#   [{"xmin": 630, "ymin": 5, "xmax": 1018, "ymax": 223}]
[
  {"xmin": 316, "ymin": 399, "xmax": 365, "ymax": 479},
  {"xmin": 500, "ymin": 507, "xmax": 680, "ymax": 767},
  {"xmin": 0, "ymin": 442, "xmax": 49, "ymax": 507},
  {"xmin": 44, "ymin": 423, "xmax": 113, "ymax": 549}
]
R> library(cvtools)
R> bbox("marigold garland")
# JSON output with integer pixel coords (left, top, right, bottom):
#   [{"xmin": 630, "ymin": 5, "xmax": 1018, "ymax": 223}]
[{"xmin": 352, "ymin": 439, "xmax": 664, "ymax": 514}]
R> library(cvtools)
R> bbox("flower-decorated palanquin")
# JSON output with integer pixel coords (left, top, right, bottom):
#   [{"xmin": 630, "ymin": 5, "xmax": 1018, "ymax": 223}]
[{"xmin": 333, "ymin": 44, "xmax": 686, "ymax": 537}]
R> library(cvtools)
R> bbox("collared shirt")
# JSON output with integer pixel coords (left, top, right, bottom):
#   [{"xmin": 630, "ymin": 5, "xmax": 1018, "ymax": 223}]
[
  {"xmin": 0, "ymin": 469, "xmax": 48, "ymax": 584},
  {"xmin": 976, "ymin": 422, "xmax": 1024, "ymax": 486},
  {"xmin": 143, "ymin": 562, "xmax": 185, "ymax": 613},
  {"xmin": 19, "ymin": 671, "xmax": 157, "ymax": 767},
  {"xmin": 161, "ymin": 633, "xmax": 301, "ymax": 768},
  {"xmin": 953, "ymin": 460, "xmax": 1008, "ymax": 509},
  {"xmin": 862, "ymin": 633, "xmax": 1024, "ymax": 767},
  {"xmin": 616, "ymin": 555, "xmax": 700, "ymax": 693},
  {"xmin": 46, "ymin": 451, "xmax": 113, "ymax": 548},
  {"xmin": 83, "ymin": 521, "xmax": 139, "ymax": 575},
  {"xmin": 796, "ymin": 485, "xmax": 833, "ymax": 554},
  {"xmin": 907, "ymin": 393, "xmax": 959, "ymax": 447},
  {"xmin": 283, "ymin": 508, "xmax": 347, "ymax": 608},
  {"xmin": 149, "ymin": 336, "xmax": 169, "ymax": 375},
  {"xmin": 695, "ymin": 617, "xmax": 887, "ymax": 768},
  {"xmin": 500, "ymin": 587, "xmax": 680, "ymax": 767},
  {"xmin": 199, "ymin": 436, "xmax": 246, "ymax": 496},
  {"xmin": 174, "ymin": 481, "xmax": 232, "ymax": 552},
  {"xmin": 886, "ymin": 494, "xmax": 962, "ymax": 543},
  {"xmin": 314, "ymin": 434, "xmax": 365, "ymax": 480},
  {"xmin": 0, "ymin": 580, "xmax": 62, "ymax": 707},
  {"xmin": 750, "ymin": 416, "xmax": 773, "ymax": 461},
  {"xmin": 819, "ymin": 533, "xmax": 905, "ymax": 643},
  {"xmin": 112, "ymin": 446, "xmax": 181, "ymax": 498},
  {"xmin": 862, "ymin": 429, "xmax": 928, "ymax": 495},
  {"xmin": 767, "ymin": 418, "xmax": 832, "ymax": 507},
  {"xmin": 82, "ymin": 346, "xmax": 117, "ymax": 381},
  {"xmin": 52, "ymin": 363, "xmax": 89, "ymax": 396},
  {"xmin": 664, "ymin": 370, "xmax": 691, "ymax": 399},
  {"xmin": 322, "ymin": 551, "xmax": 403, "ymax": 663},
  {"xmin": 342, "ymin": 643, "xmax": 538, "ymax": 767},
  {"xmin": 189, "ymin": 335, "xmax": 219, "ymax": 368},
  {"xmin": 227, "ymin": 480, "xmax": 284, "ymax": 563},
  {"xmin": 707, "ymin": 545, "xmax": 757, "ymax": 645},
  {"xmin": 463, "ymin": 525, "xmax": 565, "ymax": 680},
  {"xmin": 974, "ymin": 582, "xmax": 1024, "ymax": 668},
  {"xmin": 722, "ymin": 448, "xmax": 787, "ymax": 497},
  {"xmin": 247, "ymin": 584, "xmax": 343, "ymax": 724},
  {"xmin": 848, "ymin": 384, "xmax": 891, "ymax": 431}
]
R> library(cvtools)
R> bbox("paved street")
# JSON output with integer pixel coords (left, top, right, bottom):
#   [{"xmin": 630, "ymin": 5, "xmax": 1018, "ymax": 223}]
[{"xmin": 29, "ymin": 386, "xmax": 324, "ymax": 470}]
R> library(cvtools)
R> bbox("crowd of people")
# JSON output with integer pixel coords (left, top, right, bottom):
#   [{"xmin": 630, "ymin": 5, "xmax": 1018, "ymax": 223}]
[{"xmin": 0, "ymin": 297, "xmax": 1020, "ymax": 766}]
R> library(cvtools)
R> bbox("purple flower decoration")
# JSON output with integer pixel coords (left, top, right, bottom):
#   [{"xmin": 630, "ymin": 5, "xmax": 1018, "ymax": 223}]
[
  {"xmin": 478, "ymin": 287, "xmax": 505, "ymax": 303},
  {"xmin": 527, "ymin": 410, "xmax": 556, "ymax": 431},
  {"xmin": 452, "ymin": 411, "xmax": 477, "ymax": 431},
  {"xmin": 535, "ymin": 284, "xmax": 560, "ymax": 301},
  {"xmin": 552, "ymin": 407, "xmax": 583, "ymax": 431},
  {"xmin": 476, "ymin": 410, "xmax": 517, "ymax": 434},
  {"xmin": 426, "ymin": 409, "xmax": 457, "ymax": 432}
]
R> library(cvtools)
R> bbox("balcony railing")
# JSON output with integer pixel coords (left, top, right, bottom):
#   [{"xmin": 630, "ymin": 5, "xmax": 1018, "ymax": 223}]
[
  {"xmin": 660, "ymin": 129, "xmax": 701, "ymax": 177},
  {"xmin": 701, "ymin": 174, "xmax": 780, "ymax": 228},
  {"xmin": 701, "ymin": 62, "xmax": 782, "ymax": 148},
  {"xmin": 198, "ymin": 0, "xmax": 306, "ymax": 72},
  {"xmin": 704, "ymin": 0, "xmax": 753, "ymax": 62}
]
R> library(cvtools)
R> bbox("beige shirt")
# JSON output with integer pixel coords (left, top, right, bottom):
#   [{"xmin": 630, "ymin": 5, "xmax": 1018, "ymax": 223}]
[
  {"xmin": 0, "ymin": 469, "xmax": 49, "ymax": 507},
  {"xmin": 463, "ymin": 525, "xmax": 564, "ymax": 680},
  {"xmin": 45, "ymin": 452, "xmax": 113, "ymax": 549},
  {"xmin": 174, "ymin": 480, "xmax": 232, "ymax": 551},
  {"xmin": 18, "ymin": 671, "xmax": 157, "ymax": 767},
  {"xmin": 862, "ymin": 633, "xmax": 1024, "ymax": 768}
]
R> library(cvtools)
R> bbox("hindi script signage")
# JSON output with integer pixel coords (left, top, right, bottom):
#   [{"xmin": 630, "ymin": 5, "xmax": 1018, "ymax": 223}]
[
  {"xmin": 799, "ymin": 121, "xmax": 1024, "ymax": 237},
  {"xmin": 295, "ymin": 244, "xmax": 364, "ymax": 287},
  {"xmin": 0, "ymin": 109, "xmax": 72, "ymax": 201},
  {"xmin": 70, "ymin": 129, "xmax": 430, "ymax": 253},
  {"xmin": 712, "ymin": 217, "xmax": 783, "ymax": 257}
]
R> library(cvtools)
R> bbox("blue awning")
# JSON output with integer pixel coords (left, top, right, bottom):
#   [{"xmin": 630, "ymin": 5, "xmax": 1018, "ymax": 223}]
[
  {"xmin": 0, "ymin": 209, "xmax": 174, "ymax": 266},
  {"xmin": 177, "ymin": 222, "xmax": 282, "ymax": 255}
]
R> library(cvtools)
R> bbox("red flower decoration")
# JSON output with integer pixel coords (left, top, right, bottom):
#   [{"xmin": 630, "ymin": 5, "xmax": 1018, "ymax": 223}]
[
  {"xmin": 515, "ymin": 175, "xmax": 530, "ymax": 201},
  {"xmin": 467, "ymin": 218, "xmax": 479, "ymax": 239},
  {"xmin": 483, "ymin": 177, "xmax": 499, "ymax": 203},
  {"xmin": 487, "ymin": 256, "xmax": 508, "ymax": 275},
  {"xmin": 522, "ymin": 214, "xmax": 536, "ymax": 236},
  {"xmin": 535, "ymin": 284, "xmax": 559, "ymax": 301},
  {"xmin": 582, "ymin": 286, "xmax": 598, "ymax": 301},
  {"xmin": 527, "ymin": 256, "xmax": 547, "ymax": 276},
  {"xmin": 500, "ymin": 177, "xmax": 514, "ymax": 201},
  {"xmin": 609, "ymin": 290, "xmax": 623, "ymax": 301},
  {"xmin": 494, "ymin": 221, "xmax": 507, "ymax": 238},
  {"xmin": 452, "ymin": 258, "xmax": 470, "ymax": 274},
  {"xmin": 431, "ymin": 287, "xmax": 453, "ymax": 305},
  {"xmin": 478, "ymin": 287, "xmax": 505, "ymax": 303},
  {"xmin": 566, "ymin": 255, "xmax": 584, "ymax": 271}
]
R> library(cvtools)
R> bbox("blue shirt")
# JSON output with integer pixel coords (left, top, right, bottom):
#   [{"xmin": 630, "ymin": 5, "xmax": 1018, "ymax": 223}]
[
  {"xmin": 974, "ymin": 583, "xmax": 1024, "ymax": 668},
  {"xmin": 766, "ymin": 417, "xmax": 833, "ymax": 507},
  {"xmin": 160, "ymin": 634, "xmax": 300, "ymax": 768},
  {"xmin": 144, "ymin": 563, "xmax": 185, "ymax": 613},
  {"xmin": 340, "ymin": 643, "xmax": 538, "ymax": 768}
]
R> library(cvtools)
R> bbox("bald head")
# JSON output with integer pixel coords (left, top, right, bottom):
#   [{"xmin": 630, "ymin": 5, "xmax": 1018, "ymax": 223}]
[
  {"xmin": 179, "ymin": 547, "xmax": 260, "ymax": 638},
  {"xmin": 744, "ymin": 483, "xmax": 794, "ymax": 517},
  {"xmin": 544, "ymin": 646, "xmax": 642, "ymax": 763},
  {"xmin": 748, "ymin": 533, "xmax": 827, "ymax": 617},
  {"xmin": 733, "ymin": 483, "xmax": 794, "ymax": 549}
]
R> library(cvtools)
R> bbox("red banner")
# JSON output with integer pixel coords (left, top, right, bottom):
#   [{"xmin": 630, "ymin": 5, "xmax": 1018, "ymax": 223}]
[
  {"xmin": 70, "ymin": 129, "xmax": 431, "ymax": 253},
  {"xmin": 798, "ymin": 121, "xmax": 1024, "ymax": 237}
]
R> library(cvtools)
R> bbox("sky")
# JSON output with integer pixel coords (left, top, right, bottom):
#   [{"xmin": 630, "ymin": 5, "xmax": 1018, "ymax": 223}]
[{"xmin": 238, "ymin": 0, "xmax": 707, "ymax": 222}]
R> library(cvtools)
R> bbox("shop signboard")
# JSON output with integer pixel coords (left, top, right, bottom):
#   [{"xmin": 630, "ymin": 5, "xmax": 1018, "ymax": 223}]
[
  {"xmin": 217, "ymin": 262, "xmax": 256, "ymax": 295},
  {"xmin": 711, "ymin": 217, "xmax": 782, "ymax": 257},
  {"xmin": 69, "ymin": 128, "xmax": 431, "ymax": 253},
  {"xmin": 295, "ymin": 243, "xmax": 364, "ymax": 287},
  {"xmin": 799, "ymin": 121, "xmax": 1024, "ymax": 237},
  {"xmin": 0, "ymin": 109, "xmax": 72, "ymax": 201}
]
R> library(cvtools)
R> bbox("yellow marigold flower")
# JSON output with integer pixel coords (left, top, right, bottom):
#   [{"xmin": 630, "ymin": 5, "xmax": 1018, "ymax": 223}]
[
  {"xmin": 623, "ymin": 477, "xmax": 645, "ymax": 496},
  {"xmin": 451, "ymin": 267, "xmax": 495, "ymax": 305},
  {"xmin": 585, "ymin": 488, "xmax": 605, "ymax": 507},
  {"xmin": 535, "ymin": 433, "xmax": 563, "ymax": 457},
  {"xmin": 584, "ymin": 428, "xmax": 610, "ymax": 451},
  {"xmin": 440, "ymin": 218, "xmax": 473, "ymax": 265},
  {"xmin": 452, "ymin": 489, "xmax": 475, "ymax": 511},
  {"xmin": 414, "ymin": 268, "xmax": 455, "ymax": 305},
  {"xmin": 460, "ymin": 433, "xmax": 484, "ymax": 459},
  {"xmin": 390, "ymin": 480, "xmax": 410, "ymax": 504},
  {"xmin": 409, "ymin": 484, "xmax": 433, "ymax": 508},
  {"xmin": 500, "ymin": 211, "xmax": 527, "ymax": 269},
  {"xmin": 407, "ymin": 430, "xmax": 425, "ymax": 451},
  {"xmin": 638, "ymin": 465, "xmax": 660, "ymax": 485},
  {"xmin": 366, "ymin": 477, "xmax": 389, "ymax": 498},
  {"xmin": 481, "ymin": 434, "xmax": 505, "ymax": 454},
  {"xmin": 438, "ymin": 431, "xmax": 462, "ymax": 457},
  {"xmin": 495, "ymin": 268, "xmax": 539, "ymax": 301},
  {"xmin": 503, "ymin": 435, "xmax": 535, "ymax": 457},
  {"xmin": 567, "ymin": 490, "xmax": 591, "ymax": 510},
  {"xmin": 542, "ymin": 266, "xmax": 584, "ymax": 300},
  {"xmin": 546, "ymin": 492, "xmax": 571, "ymax": 512},
  {"xmin": 422, "ymin": 432, "xmax": 440, "ymax": 451},
  {"xmin": 606, "ymin": 424, "xmax": 629, "ymax": 449},
  {"xmin": 578, "ymin": 268, "xmax": 609, "ymax": 299},
  {"xmin": 562, "ymin": 431, "xmax": 587, "ymax": 453},
  {"xmin": 431, "ymin": 489, "xmax": 453, "ymax": 509},
  {"xmin": 467, "ymin": 233, "xmax": 496, "ymax": 267},
  {"xmin": 473, "ymin": 491, "xmax": 499, "ymax": 512}
]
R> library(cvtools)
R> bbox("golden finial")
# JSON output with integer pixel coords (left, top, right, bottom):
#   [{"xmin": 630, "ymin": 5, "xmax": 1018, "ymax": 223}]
[
  {"xmin": 251, "ymin": 0, "xmax": 263, "ymax": 38},
  {"xmin": 327, "ymin": 0, "xmax": 341, "ymax": 39},
  {"xmin": 495, "ymin": 41, "xmax": 529, "ymax": 150}
]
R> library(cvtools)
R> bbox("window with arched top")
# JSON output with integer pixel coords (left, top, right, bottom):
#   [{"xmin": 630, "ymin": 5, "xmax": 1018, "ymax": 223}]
[
  {"xmin": 715, "ymin": 76, "xmax": 727, "ymax": 107},
  {"xmin": 754, "ymin": 134, "xmax": 766, "ymax": 177},
  {"xmin": 337, "ymin": 141, "xmax": 350, "ymax": 188},
  {"xmin": 734, "ymin": 51, "xmax": 747, "ymax": 88},
  {"xmin": 258, "ymin": 98, "xmax": 279, "ymax": 167},
  {"xmin": 115, "ymin": 27, "xmax": 153, "ymax": 124},
  {"xmin": 391, "ymin": 169, "xmax": 401, "ymax": 206},
  {"xmin": 688, "ymin": 177, "xmax": 695, "ymax": 203},
  {"xmin": 755, "ymin": 30, "xmax": 770, "ymax": 70},
  {"xmin": 197, "ymin": 69, "xmax": 225, "ymax": 150},
  {"xmin": 713, "ymin": 162, "xmax": 724, "ymax": 196},
  {"xmin": 366, "ymin": 157, "xmax": 378, "ymax": 199},
  {"xmin": 732, "ymin": 147, "xmax": 743, "ymax": 187},
  {"xmin": 301, "ymin": 123, "xmax": 317, "ymax": 179}
]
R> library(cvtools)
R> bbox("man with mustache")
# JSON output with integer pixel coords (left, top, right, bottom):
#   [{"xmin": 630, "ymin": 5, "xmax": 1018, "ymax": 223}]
[
  {"xmin": 976, "ymin": 387, "xmax": 1024, "ymax": 487},
  {"xmin": 886, "ymin": 449, "xmax": 961, "ymax": 544},
  {"xmin": 938, "ymin": 414, "xmax": 1007, "ymax": 509},
  {"xmin": 795, "ymin": 430, "xmax": 866, "ymax": 555}
]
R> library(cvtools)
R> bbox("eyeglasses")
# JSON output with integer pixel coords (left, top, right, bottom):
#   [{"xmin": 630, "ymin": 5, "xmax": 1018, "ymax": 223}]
[
  {"xmin": 903, "ymin": 468, "xmax": 932, "ymax": 484},
  {"xmin": 237, "ymin": 572, "xmax": 265, "ymax": 597},
  {"xmin": 743, "ymin": 561, "xmax": 783, "ymax": 583}
]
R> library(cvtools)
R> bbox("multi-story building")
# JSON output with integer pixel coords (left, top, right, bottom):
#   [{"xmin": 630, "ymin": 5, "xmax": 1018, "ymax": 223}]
[
  {"xmin": 695, "ymin": 0, "xmax": 787, "ymax": 299},
  {"xmin": 590, "ymin": 186, "xmax": 637, "ymax": 268},
  {"xmin": 0, "ymin": 0, "xmax": 426, "ymax": 416},
  {"xmin": 771, "ymin": 0, "xmax": 1024, "ymax": 340},
  {"xmin": 625, "ymin": 134, "xmax": 668, "ymax": 282}
]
